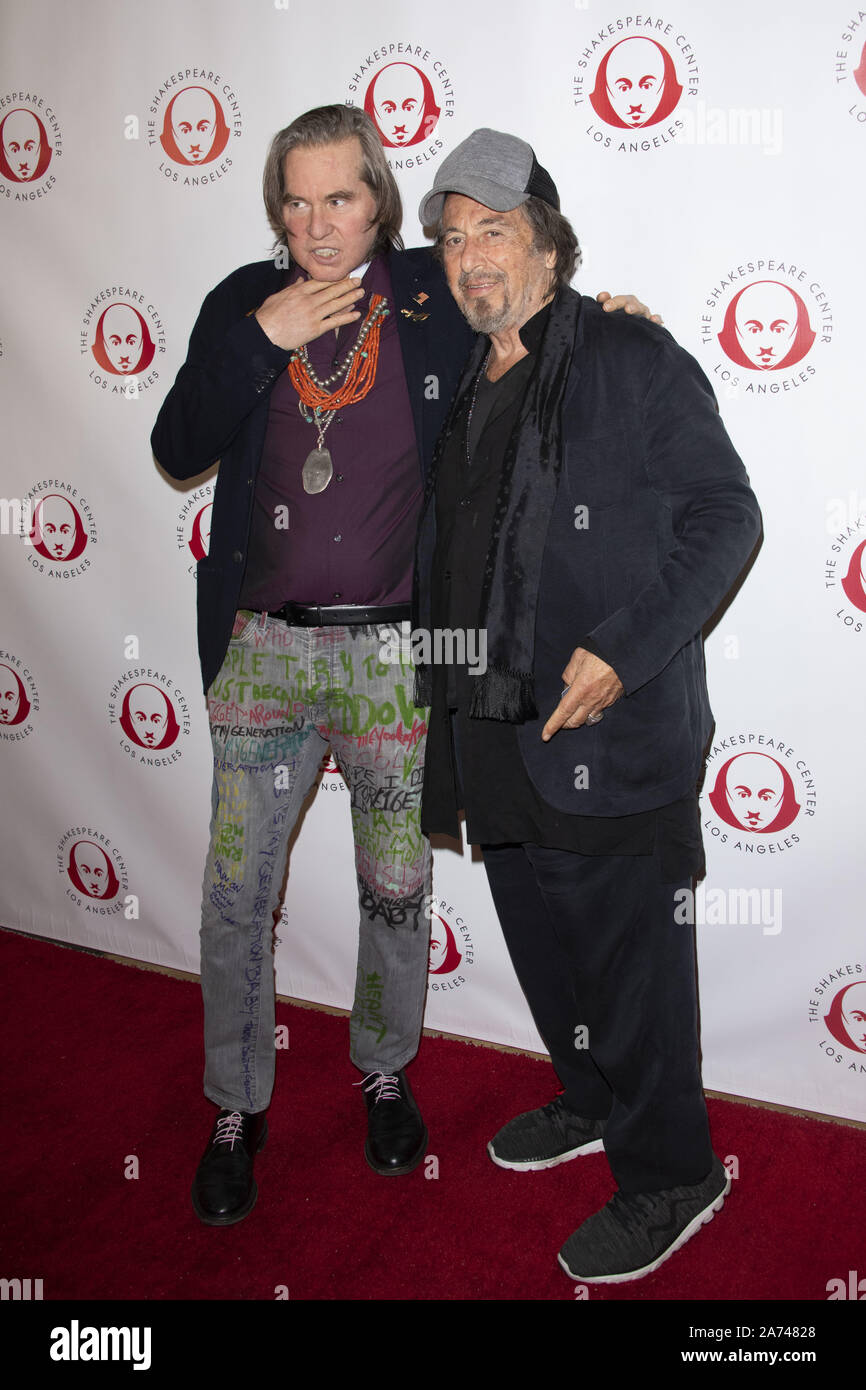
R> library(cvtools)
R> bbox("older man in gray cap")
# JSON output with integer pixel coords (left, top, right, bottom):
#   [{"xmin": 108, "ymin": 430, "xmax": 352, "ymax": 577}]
[
  {"xmin": 152, "ymin": 103, "xmax": 656, "ymax": 1228},
  {"xmin": 414, "ymin": 129, "xmax": 761, "ymax": 1283}
]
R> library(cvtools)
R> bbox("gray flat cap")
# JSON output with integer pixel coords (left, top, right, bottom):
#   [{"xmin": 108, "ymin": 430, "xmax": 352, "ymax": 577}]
[{"xmin": 418, "ymin": 127, "xmax": 560, "ymax": 227}]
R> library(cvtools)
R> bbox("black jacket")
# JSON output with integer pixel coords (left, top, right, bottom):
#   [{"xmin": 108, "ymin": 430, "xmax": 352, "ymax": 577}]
[
  {"xmin": 417, "ymin": 292, "xmax": 762, "ymax": 824},
  {"xmin": 151, "ymin": 249, "xmax": 474, "ymax": 692}
]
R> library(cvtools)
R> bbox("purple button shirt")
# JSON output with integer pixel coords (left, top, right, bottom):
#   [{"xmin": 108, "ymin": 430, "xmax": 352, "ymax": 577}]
[{"xmin": 239, "ymin": 255, "xmax": 421, "ymax": 610}]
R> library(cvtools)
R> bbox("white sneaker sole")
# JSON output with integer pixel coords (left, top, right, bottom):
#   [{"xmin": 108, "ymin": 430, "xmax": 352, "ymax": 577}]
[
  {"xmin": 487, "ymin": 1136, "xmax": 605, "ymax": 1171},
  {"xmin": 558, "ymin": 1175, "xmax": 731, "ymax": 1283}
]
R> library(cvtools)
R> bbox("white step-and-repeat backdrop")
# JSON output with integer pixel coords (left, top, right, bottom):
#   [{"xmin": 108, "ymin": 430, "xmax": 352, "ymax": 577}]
[{"xmin": 2, "ymin": 0, "xmax": 864, "ymax": 1122}]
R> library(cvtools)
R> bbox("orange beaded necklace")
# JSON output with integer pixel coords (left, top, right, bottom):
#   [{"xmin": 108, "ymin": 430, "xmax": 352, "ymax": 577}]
[
  {"xmin": 289, "ymin": 292, "xmax": 390, "ymax": 494},
  {"xmin": 288, "ymin": 292, "xmax": 388, "ymax": 410}
]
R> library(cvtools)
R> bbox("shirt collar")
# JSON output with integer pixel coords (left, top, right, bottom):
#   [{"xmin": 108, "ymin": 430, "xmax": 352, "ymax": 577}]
[{"xmin": 517, "ymin": 295, "xmax": 554, "ymax": 355}]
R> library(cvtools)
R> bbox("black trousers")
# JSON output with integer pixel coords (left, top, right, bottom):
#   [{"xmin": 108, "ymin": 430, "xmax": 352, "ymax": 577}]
[{"xmin": 482, "ymin": 842, "xmax": 714, "ymax": 1193}]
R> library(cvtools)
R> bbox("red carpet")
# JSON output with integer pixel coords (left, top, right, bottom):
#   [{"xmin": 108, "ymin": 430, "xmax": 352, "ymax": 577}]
[{"xmin": 2, "ymin": 927, "xmax": 864, "ymax": 1305}]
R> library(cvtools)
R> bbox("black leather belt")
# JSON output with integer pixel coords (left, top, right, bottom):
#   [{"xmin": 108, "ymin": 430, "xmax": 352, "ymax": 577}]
[{"xmin": 267, "ymin": 602, "xmax": 411, "ymax": 627}]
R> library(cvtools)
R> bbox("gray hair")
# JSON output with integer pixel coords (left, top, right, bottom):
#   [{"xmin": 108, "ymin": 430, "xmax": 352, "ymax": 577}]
[
  {"xmin": 262, "ymin": 104, "xmax": 403, "ymax": 255},
  {"xmin": 520, "ymin": 196, "xmax": 581, "ymax": 292}
]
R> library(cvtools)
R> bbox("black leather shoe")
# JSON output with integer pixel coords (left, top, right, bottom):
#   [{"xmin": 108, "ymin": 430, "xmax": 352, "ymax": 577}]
[
  {"xmin": 191, "ymin": 1108, "xmax": 268, "ymax": 1226},
  {"xmin": 361, "ymin": 1070, "xmax": 428, "ymax": 1176}
]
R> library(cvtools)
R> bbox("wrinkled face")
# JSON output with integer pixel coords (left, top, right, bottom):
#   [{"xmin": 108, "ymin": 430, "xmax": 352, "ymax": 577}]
[
  {"xmin": 606, "ymin": 38, "xmax": 667, "ymax": 127},
  {"xmin": 841, "ymin": 983, "xmax": 866, "ymax": 1051},
  {"xmin": 171, "ymin": 87, "xmax": 218, "ymax": 162},
  {"xmin": 73, "ymin": 842, "xmax": 111, "ymax": 897},
  {"xmin": 2, "ymin": 109, "xmax": 41, "ymax": 179},
  {"xmin": 281, "ymin": 137, "xmax": 379, "ymax": 283},
  {"xmin": 724, "ymin": 753, "xmax": 785, "ymax": 831},
  {"xmin": 128, "ymin": 684, "xmax": 168, "ymax": 746},
  {"xmin": 441, "ymin": 193, "xmax": 555, "ymax": 337},
  {"xmin": 0, "ymin": 665, "xmax": 20, "ymax": 723},
  {"xmin": 102, "ymin": 304, "xmax": 142, "ymax": 374},
  {"xmin": 38, "ymin": 495, "xmax": 77, "ymax": 559},
  {"xmin": 734, "ymin": 282, "xmax": 799, "ymax": 369},
  {"xmin": 372, "ymin": 63, "xmax": 426, "ymax": 145}
]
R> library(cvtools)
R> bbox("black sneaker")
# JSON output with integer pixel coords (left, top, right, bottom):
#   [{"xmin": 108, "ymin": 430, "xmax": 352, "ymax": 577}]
[
  {"xmin": 558, "ymin": 1154, "xmax": 730, "ymax": 1283},
  {"xmin": 487, "ymin": 1096, "xmax": 605, "ymax": 1171}
]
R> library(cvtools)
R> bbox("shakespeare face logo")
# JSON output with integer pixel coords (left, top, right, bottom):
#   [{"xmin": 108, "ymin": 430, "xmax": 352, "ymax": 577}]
[
  {"xmin": 0, "ymin": 652, "xmax": 37, "ymax": 739},
  {"xmin": 825, "ymin": 981, "xmax": 866, "ymax": 1053},
  {"xmin": 346, "ymin": 44, "xmax": 456, "ymax": 169},
  {"xmin": 842, "ymin": 539, "xmax": 866, "ymax": 614},
  {"xmin": 91, "ymin": 303, "xmax": 156, "ymax": 376},
  {"xmin": 0, "ymin": 107, "xmax": 51, "ymax": 181},
  {"xmin": 188, "ymin": 501, "xmax": 212, "ymax": 562},
  {"xmin": 699, "ymin": 260, "xmax": 831, "ymax": 395},
  {"xmin": 717, "ymin": 281, "xmax": 815, "ymax": 371},
  {"xmin": 708, "ymin": 752, "xmax": 800, "ymax": 833},
  {"xmin": 590, "ymin": 36, "xmax": 682, "ymax": 128},
  {"xmin": 109, "ymin": 668, "xmax": 190, "ymax": 765},
  {"xmin": 428, "ymin": 913, "xmax": 462, "ymax": 975},
  {"xmin": 160, "ymin": 86, "xmax": 230, "ymax": 165},
  {"xmin": 119, "ymin": 682, "xmax": 180, "ymax": 750},
  {"xmin": 0, "ymin": 662, "xmax": 29, "ymax": 724},
  {"xmin": 834, "ymin": 21, "xmax": 866, "ymax": 127},
  {"xmin": 365, "ymin": 62, "xmax": 440, "ymax": 146},
  {"xmin": 67, "ymin": 840, "xmax": 120, "ymax": 900},
  {"xmin": 426, "ymin": 900, "xmax": 475, "ymax": 991},
  {"xmin": 29, "ymin": 494, "xmax": 88, "ymax": 561}
]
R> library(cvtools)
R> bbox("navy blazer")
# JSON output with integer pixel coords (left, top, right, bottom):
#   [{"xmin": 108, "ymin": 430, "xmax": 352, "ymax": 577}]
[
  {"xmin": 420, "ymin": 291, "xmax": 762, "ymax": 821},
  {"xmin": 151, "ymin": 249, "xmax": 473, "ymax": 693}
]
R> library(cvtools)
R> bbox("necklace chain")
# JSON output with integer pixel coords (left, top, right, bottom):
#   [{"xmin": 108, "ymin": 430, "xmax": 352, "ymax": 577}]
[
  {"xmin": 291, "ymin": 293, "xmax": 389, "ymax": 422},
  {"xmin": 465, "ymin": 349, "xmax": 492, "ymax": 467}
]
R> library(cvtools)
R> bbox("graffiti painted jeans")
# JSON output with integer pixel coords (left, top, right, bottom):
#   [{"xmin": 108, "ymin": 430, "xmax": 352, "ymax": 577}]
[{"xmin": 200, "ymin": 611, "xmax": 431, "ymax": 1114}]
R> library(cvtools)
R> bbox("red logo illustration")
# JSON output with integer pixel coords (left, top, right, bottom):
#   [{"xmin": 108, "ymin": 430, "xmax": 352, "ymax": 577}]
[
  {"xmin": 717, "ymin": 281, "xmax": 816, "ymax": 371},
  {"xmin": 824, "ymin": 981, "xmax": 866, "ymax": 1054},
  {"xmin": 708, "ymin": 752, "xmax": 801, "ymax": 834},
  {"xmin": 364, "ymin": 62, "xmax": 441, "ymax": 147},
  {"xmin": 90, "ymin": 303, "xmax": 156, "ymax": 376},
  {"xmin": 428, "ymin": 913, "xmax": 462, "ymax": 975},
  {"xmin": 29, "ymin": 494, "xmax": 88, "ymax": 562},
  {"xmin": 159, "ymin": 86, "xmax": 230, "ymax": 166},
  {"xmin": 855, "ymin": 41, "xmax": 866, "ymax": 97},
  {"xmin": 842, "ymin": 539, "xmax": 866, "ymax": 614},
  {"xmin": 66, "ymin": 840, "xmax": 120, "ymax": 900},
  {"xmin": 0, "ymin": 107, "xmax": 51, "ymax": 182},
  {"xmin": 119, "ymin": 682, "xmax": 180, "ymax": 750},
  {"xmin": 0, "ymin": 662, "xmax": 30, "ymax": 725},
  {"xmin": 589, "ymin": 37, "xmax": 683, "ymax": 129},
  {"xmin": 188, "ymin": 501, "xmax": 213, "ymax": 562}
]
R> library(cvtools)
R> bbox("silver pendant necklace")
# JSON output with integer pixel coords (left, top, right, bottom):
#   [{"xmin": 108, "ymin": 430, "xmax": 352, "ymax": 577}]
[
  {"xmin": 294, "ymin": 294, "xmax": 390, "ymax": 494},
  {"xmin": 301, "ymin": 410, "xmax": 336, "ymax": 494}
]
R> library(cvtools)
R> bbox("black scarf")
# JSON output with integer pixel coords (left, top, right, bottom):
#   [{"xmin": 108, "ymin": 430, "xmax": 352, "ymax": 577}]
[{"xmin": 414, "ymin": 287, "xmax": 580, "ymax": 721}]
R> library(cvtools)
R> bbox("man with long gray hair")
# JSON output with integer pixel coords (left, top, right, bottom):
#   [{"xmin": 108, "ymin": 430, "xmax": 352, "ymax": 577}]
[{"xmin": 152, "ymin": 104, "xmax": 652, "ymax": 1226}]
